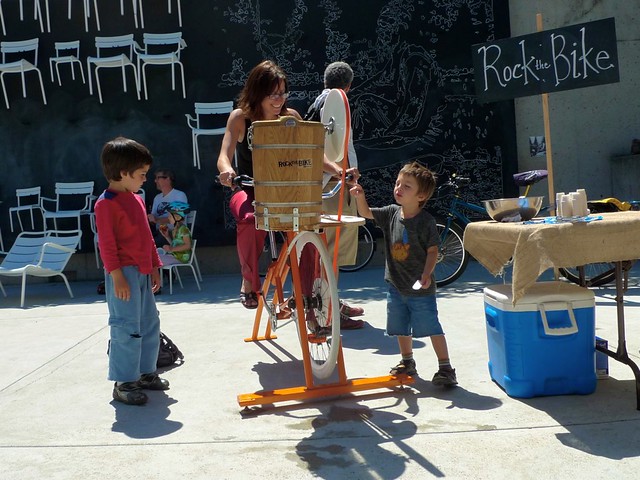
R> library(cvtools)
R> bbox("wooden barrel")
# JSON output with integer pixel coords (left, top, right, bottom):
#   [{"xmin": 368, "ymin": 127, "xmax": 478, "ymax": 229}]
[{"xmin": 251, "ymin": 116, "xmax": 324, "ymax": 231}]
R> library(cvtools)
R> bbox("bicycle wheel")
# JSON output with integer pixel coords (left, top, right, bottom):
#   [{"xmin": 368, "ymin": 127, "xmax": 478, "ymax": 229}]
[
  {"xmin": 259, "ymin": 231, "xmax": 286, "ymax": 277},
  {"xmin": 435, "ymin": 221, "xmax": 468, "ymax": 287},
  {"xmin": 290, "ymin": 232, "xmax": 340, "ymax": 379},
  {"xmin": 559, "ymin": 263, "xmax": 617, "ymax": 287},
  {"xmin": 339, "ymin": 224, "xmax": 376, "ymax": 273}
]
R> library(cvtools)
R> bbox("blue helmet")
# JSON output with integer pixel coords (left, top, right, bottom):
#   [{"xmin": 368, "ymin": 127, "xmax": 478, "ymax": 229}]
[{"xmin": 166, "ymin": 201, "xmax": 190, "ymax": 218}]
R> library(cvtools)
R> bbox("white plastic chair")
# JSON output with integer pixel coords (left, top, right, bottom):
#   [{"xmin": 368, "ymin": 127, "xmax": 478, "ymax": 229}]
[
  {"xmin": 185, "ymin": 101, "xmax": 234, "ymax": 169},
  {"xmin": 0, "ymin": 38, "xmax": 48, "ymax": 109},
  {"xmin": 161, "ymin": 239, "xmax": 201, "ymax": 294},
  {"xmin": 138, "ymin": 0, "xmax": 181, "ymax": 28},
  {"xmin": 135, "ymin": 32, "xmax": 187, "ymax": 100},
  {"xmin": 40, "ymin": 181, "xmax": 95, "ymax": 248},
  {"xmin": 9, "ymin": 186, "xmax": 44, "ymax": 232},
  {"xmin": 0, "ymin": 230, "xmax": 82, "ymax": 308},
  {"xmin": 87, "ymin": 34, "xmax": 141, "ymax": 104},
  {"xmin": 185, "ymin": 210, "xmax": 202, "ymax": 281},
  {"xmin": 67, "ymin": 0, "xmax": 99, "ymax": 32},
  {"xmin": 0, "ymin": 1, "xmax": 5, "ymax": 36},
  {"xmin": 5, "ymin": 0, "xmax": 48, "ymax": 33},
  {"xmin": 49, "ymin": 41, "xmax": 86, "ymax": 86}
]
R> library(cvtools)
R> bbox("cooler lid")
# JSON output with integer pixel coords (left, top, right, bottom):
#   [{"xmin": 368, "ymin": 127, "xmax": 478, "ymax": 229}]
[{"xmin": 484, "ymin": 281, "xmax": 595, "ymax": 312}]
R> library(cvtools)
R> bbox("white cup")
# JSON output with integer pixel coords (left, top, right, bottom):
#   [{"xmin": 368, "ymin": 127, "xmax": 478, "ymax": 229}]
[
  {"xmin": 575, "ymin": 189, "xmax": 588, "ymax": 217},
  {"xmin": 556, "ymin": 192, "xmax": 565, "ymax": 217},
  {"xmin": 560, "ymin": 194, "xmax": 573, "ymax": 218}
]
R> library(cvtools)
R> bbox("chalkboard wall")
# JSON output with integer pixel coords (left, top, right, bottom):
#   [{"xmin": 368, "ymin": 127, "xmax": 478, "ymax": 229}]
[{"xmin": 0, "ymin": 1, "xmax": 514, "ymax": 250}]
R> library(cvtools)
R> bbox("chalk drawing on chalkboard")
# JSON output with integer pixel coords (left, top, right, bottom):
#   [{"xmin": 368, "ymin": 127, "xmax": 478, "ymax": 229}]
[{"xmin": 529, "ymin": 136, "xmax": 546, "ymax": 157}]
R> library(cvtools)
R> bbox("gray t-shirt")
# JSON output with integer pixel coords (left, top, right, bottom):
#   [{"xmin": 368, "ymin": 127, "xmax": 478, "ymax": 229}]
[{"xmin": 371, "ymin": 204, "xmax": 439, "ymax": 296}]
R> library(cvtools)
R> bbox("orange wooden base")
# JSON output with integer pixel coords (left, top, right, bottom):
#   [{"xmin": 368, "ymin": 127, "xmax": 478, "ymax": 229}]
[{"xmin": 237, "ymin": 374, "xmax": 415, "ymax": 407}]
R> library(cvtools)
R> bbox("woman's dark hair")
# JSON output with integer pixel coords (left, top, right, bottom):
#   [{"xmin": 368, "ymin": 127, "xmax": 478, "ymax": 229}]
[
  {"xmin": 237, "ymin": 60, "xmax": 289, "ymax": 120},
  {"xmin": 101, "ymin": 136, "xmax": 152, "ymax": 181}
]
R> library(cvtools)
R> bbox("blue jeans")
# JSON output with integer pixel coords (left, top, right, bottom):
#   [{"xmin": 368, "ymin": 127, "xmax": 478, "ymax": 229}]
[
  {"xmin": 386, "ymin": 285, "xmax": 443, "ymax": 338},
  {"xmin": 106, "ymin": 266, "xmax": 160, "ymax": 382}
]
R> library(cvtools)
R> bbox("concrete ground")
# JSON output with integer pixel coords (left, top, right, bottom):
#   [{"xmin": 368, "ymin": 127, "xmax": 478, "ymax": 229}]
[{"xmin": 1, "ymin": 260, "xmax": 640, "ymax": 479}]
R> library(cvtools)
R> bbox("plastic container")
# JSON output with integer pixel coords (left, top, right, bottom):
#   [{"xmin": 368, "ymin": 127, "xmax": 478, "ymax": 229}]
[
  {"xmin": 595, "ymin": 337, "xmax": 609, "ymax": 379},
  {"xmin": 484, "ymin": 281, "xmax": 597, "ymax": 398}
]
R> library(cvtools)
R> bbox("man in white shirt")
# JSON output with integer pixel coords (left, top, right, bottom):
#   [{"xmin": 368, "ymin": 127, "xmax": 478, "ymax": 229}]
[
  {"xmin": 306, "ymin": 62, "xmax": 365, "ymax": 329},
  {"xmin": 148, "ymin": 169, "xmax": 188, "ymax": 246}
]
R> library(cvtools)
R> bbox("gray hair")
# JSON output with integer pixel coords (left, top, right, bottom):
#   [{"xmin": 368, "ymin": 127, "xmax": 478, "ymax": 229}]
[{"xmin": 324, "ymin": 61, "xmax": 354, "ymax": 89}]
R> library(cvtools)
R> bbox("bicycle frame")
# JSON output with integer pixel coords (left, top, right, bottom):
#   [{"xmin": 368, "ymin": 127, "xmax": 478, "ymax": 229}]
[{"xmin": 443, "ymin": 195, "xmax": 487, "ymax": 228}]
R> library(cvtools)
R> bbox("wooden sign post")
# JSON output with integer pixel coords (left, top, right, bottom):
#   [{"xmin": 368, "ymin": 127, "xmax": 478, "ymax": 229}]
[{"xmin": 537, "ymin": 13, "xmax": 556, "ymax": 214}]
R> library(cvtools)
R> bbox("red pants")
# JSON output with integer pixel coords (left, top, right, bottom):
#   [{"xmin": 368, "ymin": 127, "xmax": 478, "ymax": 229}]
[{"xmin": 229, "ymin": 189, "xmax": 266, "ymax": 292}]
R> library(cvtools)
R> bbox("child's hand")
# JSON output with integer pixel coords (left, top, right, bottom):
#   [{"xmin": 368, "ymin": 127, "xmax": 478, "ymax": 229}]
[
  {"xmin": 419, "ymin": 274, "xmax": 432, "ymax": 289},
  {"xmin": 112, "ymin": 272, "xmax": 131, "ymax": 301},
  {"xmin": 151, "ymin": 268, "xmax": 161, "ymax": 293},
  {"xmin": 162, "ymin": 245, "xmax": 172, "ymax": 253}
]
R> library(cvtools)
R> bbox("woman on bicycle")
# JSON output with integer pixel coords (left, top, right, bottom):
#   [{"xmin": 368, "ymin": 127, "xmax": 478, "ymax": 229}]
[{"xmin": 217, "ymin": 60, "xmax": 346, "ymax": 309}]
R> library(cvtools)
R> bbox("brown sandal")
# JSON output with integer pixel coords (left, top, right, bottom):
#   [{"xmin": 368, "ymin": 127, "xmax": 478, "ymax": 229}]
[{"xmin": 240, "ymin": 291, "xmax": 259, "ymax": 309}]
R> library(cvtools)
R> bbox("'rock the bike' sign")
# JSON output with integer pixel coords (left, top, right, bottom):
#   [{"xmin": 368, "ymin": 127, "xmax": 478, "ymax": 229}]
[{"xmin": 472, "ymin": 17, "xmax": 619, "ymax": 103}]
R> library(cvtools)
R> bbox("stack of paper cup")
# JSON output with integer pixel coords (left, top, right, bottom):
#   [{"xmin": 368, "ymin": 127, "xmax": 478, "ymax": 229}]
[
  {"xmin": 572, "ymin": 189, "xmax": 589, "ymax": 217},
  {"xmin": 556, "ymin": 189, "xmax": 589, "ymax": 218}
]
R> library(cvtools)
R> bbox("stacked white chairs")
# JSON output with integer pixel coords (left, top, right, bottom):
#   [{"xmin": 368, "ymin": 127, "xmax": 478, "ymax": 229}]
[
  {"xmin": 138, "ymin": 0, "xmax": 181, "ymax": 29},
  {"xmin": 9, "ymin": 186, "xmax": 44, "ymax": 232},
  {"xmin": 40, "ymin": 181, "xmax": 95, "ymax": 248},
  {"xmin": 135, "ymin": 32, "xmax": 186, "ymax": 100},
  {"xmin": 0, "ymin": 230, "xmax": 82, "ymax": 308},
  {"xmin": 49, "ymin": 40, "xmax": 85, "ymax": 86},
  {"xmin": 87, "ymin": 34, "xmax": 141, "ymax": 104},
  {"xmin": 0, "ymin": 38, "xmax": 48, "ymax": 109},
  {"xmin": 185, "ymin": 101, "xmax": 234, "ymax": 169}
]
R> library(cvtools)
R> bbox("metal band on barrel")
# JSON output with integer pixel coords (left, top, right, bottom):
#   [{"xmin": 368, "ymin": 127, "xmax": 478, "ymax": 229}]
[
  {"xmin": 254, "ymin": 201, "xmax": 322, "ymax": 207},
  {"xmin": 253, "ymin": 181, "xmax": 321, "ymax": 187},
  {"xmin": 251, "ymin": 144, "xmax": 322, "ymax": 150}
]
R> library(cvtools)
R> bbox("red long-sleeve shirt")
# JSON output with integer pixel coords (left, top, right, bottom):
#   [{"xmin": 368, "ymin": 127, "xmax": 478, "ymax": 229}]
[{"xmin": 94, "ymin": 189, "xmax": 161, "ymax": 274}]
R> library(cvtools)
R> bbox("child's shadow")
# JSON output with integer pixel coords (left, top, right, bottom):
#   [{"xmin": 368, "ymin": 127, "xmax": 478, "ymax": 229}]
[{"xmin": 111, "ymin": 391, "xmax": 183, "ymax": 439}]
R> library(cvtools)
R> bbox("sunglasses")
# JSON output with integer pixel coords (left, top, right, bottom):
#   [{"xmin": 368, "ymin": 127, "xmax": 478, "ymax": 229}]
[
  {"xmin": 267, "ymin": 92, "xmax": 290, "ymax": 101},
  {"xmin": 155, "ymin": 176, "xmax": 168, "ymax": 180}
]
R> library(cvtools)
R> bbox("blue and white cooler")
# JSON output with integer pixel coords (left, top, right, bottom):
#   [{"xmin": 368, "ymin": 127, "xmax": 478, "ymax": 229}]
[{"xmin": 483, "ymin": 281, "xmax": 597, "ymax": 398}]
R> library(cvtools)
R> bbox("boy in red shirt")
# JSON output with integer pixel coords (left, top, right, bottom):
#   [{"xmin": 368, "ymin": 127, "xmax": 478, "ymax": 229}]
[{"xmin": 94, "ymin": 137, "xmax": 169, "ymax": 405}]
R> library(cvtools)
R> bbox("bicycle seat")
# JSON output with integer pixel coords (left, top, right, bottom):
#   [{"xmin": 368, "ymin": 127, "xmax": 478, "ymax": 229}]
[{"xmin": 513, "ymin": 169, "xmax": 548, "ymax": 187}]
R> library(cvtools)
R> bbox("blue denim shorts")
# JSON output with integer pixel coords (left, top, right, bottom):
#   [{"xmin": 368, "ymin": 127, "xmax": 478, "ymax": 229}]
[{"xmin": 386, "ymin": 284, "xmax": 443, "ymax": 338}]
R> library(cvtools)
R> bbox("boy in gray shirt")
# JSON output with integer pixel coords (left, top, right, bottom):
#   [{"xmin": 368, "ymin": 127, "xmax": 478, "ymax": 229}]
[{"xmin": 350, "ymin": 162, "xmax": 457, "ymax": 385}]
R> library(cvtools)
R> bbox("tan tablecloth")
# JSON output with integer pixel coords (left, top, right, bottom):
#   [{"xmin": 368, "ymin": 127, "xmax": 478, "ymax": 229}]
[{"xmin": 463, "ymin": 211, "xmax": 640, "ymax": 304}]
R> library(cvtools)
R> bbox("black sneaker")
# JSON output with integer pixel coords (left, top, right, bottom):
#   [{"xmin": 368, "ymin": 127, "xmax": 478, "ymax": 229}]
[
  {"xmin": 432, "ymin": 367, "xmax": 458, "ymax": 386},
  {"xmin": 138, "ymin": 373, "xmax": 170, "ymax": 390},
  {"xmin": 113, "ymin": 382, "xmax": 148, "ymax": 405},
  {"xmin": 390, "ymin": 358, "xmax": 417, "ymax": 376}
]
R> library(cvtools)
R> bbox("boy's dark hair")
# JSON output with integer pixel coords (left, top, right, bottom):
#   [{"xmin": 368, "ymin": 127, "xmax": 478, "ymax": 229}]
[
  {"xmin": 101, "ymin": 137, "xmax": 153, "ymax": 181},
  {"xmin": 399, "ymin": 161, "xmax": 437, "ymax": 207}
]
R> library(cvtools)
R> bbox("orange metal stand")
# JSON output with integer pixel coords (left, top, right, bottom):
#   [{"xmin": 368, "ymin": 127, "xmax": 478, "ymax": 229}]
[{"xmin": 238, "ymin": 231, "xmax": 414, "ymax": 408}]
